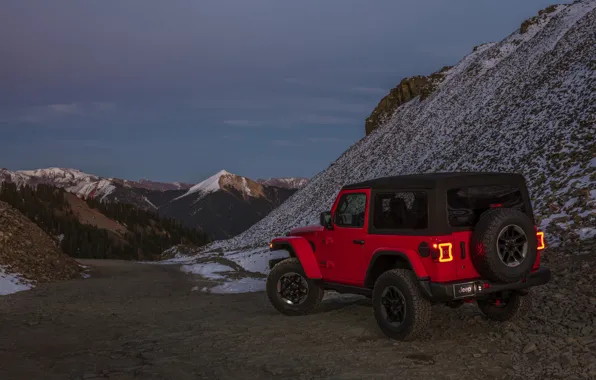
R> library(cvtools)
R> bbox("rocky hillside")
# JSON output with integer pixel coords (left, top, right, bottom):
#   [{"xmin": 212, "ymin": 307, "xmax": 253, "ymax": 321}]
[
  {"xmin": 256, "ymin": 177, "xmax": 309, "ymax": 189},
  {"xmin": 206, "ymin": 1, "xmax": 596, "ymax": 253},
  {"xmin": 0, "ymin": 200, "xmax": 82, "ymax": 293}
]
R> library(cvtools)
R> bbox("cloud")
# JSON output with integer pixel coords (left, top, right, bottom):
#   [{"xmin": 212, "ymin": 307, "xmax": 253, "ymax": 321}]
[
  {"xmin": 272, "ymin": 139, "xmax": 301, "ymax": 147},
  {"xmin": 223, "ymin": 119, "xmax": 262, "ymax": 127},
  {"xmin": 282, "ymin": 77, "xmax": 312, "ymax": 86},
  {"xmin": 91, "ymin": 102, "xmax": 116, "ymax": 111},
  {"xmin": 7, "ymin": 102, "xmax": 115, "ymax": 125},
  {"xmin": 47, "ymin": 103, "xmax": 81, "ymax": 114},
  {"xmin": 308, "ymin": 137, "xmax": 353, "ymax": 144},
  {"xmin": 221, "ymin": 134, "xmax": 244, "ymax": 140},
  {"xmin": 192, "ymin": 96, "xmax": 373, "ymax": 114},
  {"xmin": 350, "ymin": 86, "xmax": 388, "ymax": 95},
  {"xmin": 298, "ymin": 114, "xmax": 359, "ymax": 125}
]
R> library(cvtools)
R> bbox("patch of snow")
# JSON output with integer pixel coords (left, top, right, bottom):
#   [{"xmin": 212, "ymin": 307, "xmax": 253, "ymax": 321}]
[
  {"xmin": 143, "ymin": 196, "xmax": 157, "ymax": 209},
  {"xmin": 180, "ymin": 262, "xmax": 234, "ymax": 280},
  {"xmin": 0, "ymin": 266, "xmax": 33, "ymax": 295},
  {"xmin": 207, "ymin": 277, "xmax": 266, "ymax": 294},
  {"xmin": 322, "ymin": 291, "xmax": 367, "ymax": 303},
  {"xmin": 242, "ymin": 177, "xmax": 252, "ymax": 196},
  {"xmin": 226, "ymin": 248, "xmax": 290, "ymax": 274},
  {"xmin": 579, "ymin": 227, "xmax": 596, "ymax": 241},
  {"xmin": 66, "ymin": 178, "xmax": 116, "ymax": 202}
]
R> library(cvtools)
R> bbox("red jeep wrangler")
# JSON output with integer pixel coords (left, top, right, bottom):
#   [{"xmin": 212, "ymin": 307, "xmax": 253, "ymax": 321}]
[{"xmin": 266, "ymin": 172, "xmax": 550, "ymax": 340}]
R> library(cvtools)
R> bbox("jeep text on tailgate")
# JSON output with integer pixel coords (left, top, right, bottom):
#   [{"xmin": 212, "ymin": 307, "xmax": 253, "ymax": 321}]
[{"xmin": 265, "ymin": 172, "xmax": 550, "ymax": 341}]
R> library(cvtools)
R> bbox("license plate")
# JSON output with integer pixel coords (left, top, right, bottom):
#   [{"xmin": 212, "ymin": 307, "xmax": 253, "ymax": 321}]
[{"xmin": 453, "ymin": 282, "xmax": 476, "ymax": 298}]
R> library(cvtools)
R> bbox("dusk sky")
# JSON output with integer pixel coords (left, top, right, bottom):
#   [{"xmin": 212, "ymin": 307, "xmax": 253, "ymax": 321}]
[{"xmin": 1, "ymin": 0, "xmax": 564, "ymax": 183}]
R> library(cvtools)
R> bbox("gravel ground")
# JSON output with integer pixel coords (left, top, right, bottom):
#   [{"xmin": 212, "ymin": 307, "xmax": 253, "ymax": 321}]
[{"xmin": 0, "ymin": 249, "xmax": 594, "ymax": 380}]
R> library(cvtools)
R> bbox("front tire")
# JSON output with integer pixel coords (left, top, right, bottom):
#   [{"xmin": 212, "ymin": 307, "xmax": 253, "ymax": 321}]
[
  {"xmin": 372, "ymin": 269, "xmax": 432, "ymax": 341},
  {"xmin": 266, "ymin": 258, "xmax": 324, "ymax": 316},
  {"xmin": 477, "ymin": 291, "xmax": 533, "ymax": 322}
]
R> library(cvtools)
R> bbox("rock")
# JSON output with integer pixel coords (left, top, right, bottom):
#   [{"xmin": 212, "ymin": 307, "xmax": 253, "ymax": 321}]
[
  {"xmin": 504, "ymin": 332, "xmax": 522, "ymax": 344},
  {"xmin": 0, "ymin": 201, "xmax": 82, "ymax": 284},
  {"xmin": 364, "ymin": 66, "xmax": 452, "ymax": 135},
  {"xmin": 522, "ymin": 342, "xmax": 537, "ymax": 354}
]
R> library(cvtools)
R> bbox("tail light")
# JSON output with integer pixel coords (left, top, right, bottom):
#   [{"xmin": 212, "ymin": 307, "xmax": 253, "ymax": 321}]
[
  {"xmin": 431, "ymin": 242, "xmax": 453, "ymax": 262},
  {"xmin": 536, "ymin": 231, "xmax": 545, "ymax": 250}
]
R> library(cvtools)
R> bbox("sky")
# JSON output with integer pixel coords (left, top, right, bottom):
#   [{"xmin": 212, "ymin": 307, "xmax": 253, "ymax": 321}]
[{"xmin": 0, "ymin": 0, "xmax": 565, "ymax": 183}]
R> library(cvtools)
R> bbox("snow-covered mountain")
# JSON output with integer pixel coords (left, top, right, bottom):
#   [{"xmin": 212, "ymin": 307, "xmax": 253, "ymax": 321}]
[
  {"xmin": 1, "ymin": 167, "xmax": 116, "ymax": 201},
  {"xmin": 174, "ymin": 170, "xmax": 266, "ymax": 202},
  {"xmin": 0, "ymin": 167, "xmax": 193, "ymax": 199},
  {"xmin": 159, "ymin": 170, "xmax": 297, "ymax": 239},
  {"xmin": 256, "ymin": 177, "xmax": 309, "ymax": 190},
  {"xmin": 1, "ymin": 167, "xmax": 301, "ymax": 240},
  {"xmin": 205, "ymin": 1, "xmax": 596, "ymax": 253}
]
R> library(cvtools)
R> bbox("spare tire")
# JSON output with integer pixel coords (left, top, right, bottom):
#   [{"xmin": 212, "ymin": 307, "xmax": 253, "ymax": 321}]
[{"xmin": 470, "ymin": 208, "xmax": 537, "ymax": 283}]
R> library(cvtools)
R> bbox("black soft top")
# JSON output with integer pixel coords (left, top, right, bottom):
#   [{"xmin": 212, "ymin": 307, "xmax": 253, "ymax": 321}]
[{"xmin": 341, "ymin": 172, "xmax": 527, "ymax": 191}]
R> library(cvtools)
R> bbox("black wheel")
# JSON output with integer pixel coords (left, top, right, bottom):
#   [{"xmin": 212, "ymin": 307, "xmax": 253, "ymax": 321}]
[
  {"xmin": 372, "ymin": 269, "xmax": 431, "ymax": 341},
  {"xmin": 266, "ymin": 258, "xmax": 323, "ymax": 316},
  {"xmin": 477, "ymin": 291, "xmax": 533, "ymax": 322},
  {"xmin": 470, "ymin": 208, "xmax": 538, "ymax": 283}
]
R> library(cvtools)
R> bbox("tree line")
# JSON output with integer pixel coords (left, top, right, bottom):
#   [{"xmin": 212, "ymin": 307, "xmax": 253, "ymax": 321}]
[{"xmin": 0, "ymin": 182, "xmax": 210, "ymax": 260}]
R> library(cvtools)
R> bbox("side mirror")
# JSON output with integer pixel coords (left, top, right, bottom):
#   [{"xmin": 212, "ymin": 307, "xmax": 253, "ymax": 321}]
[{"xmin": 320, "ymin": 211, "xmax": 333, "ymax": 230}]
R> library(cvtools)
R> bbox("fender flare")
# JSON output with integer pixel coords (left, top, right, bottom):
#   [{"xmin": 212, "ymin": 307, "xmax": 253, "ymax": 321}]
[
  {"xmin": 364, "ymin": 249, "xmax": 428, "ymax": 288},
  {"xmin": 270, "ymin": 237, "xmax": 322, "ymax": 279}
]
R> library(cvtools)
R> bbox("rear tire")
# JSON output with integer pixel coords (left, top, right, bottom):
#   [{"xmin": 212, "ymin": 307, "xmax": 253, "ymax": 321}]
[
  {"xmin": 477, "ymin": 291, "xmax": 533, "ymax": 322},
  {"xmin": 372, "ymin": 269, "xmax": 431, "ymax": 341},
  {"xmin": 266, "ymin": 258, "xmax": 323, "ymax": 316},
  {"xmin": 470, "ymin": 208, "xmax": 538, "ymax": 284}
]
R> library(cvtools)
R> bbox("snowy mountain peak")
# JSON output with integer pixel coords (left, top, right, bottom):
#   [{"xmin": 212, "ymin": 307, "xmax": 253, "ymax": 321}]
[
  {"xmin": 184, "ymin": 170, "xmax": 233, "ymax": 197},
  {"xmin": 175, "ymin": 169, "xmax": 264, "ymax": 201}
]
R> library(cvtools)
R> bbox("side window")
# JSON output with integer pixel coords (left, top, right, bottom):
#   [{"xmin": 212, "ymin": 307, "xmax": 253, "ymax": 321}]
[
  {"xmin": 373, "ymin": 191, "xmax": 428, "ymax": 230},
  {"xmin": 334, "ymin": 193, "xmax": 367, "ymax": 228},
  {"xmin": 447, "ymin": 185, "xmax": 525, "ymax": 227}
]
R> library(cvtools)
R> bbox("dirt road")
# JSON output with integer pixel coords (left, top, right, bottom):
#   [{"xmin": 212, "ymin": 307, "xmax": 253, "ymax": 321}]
[{"xmin": 1, "ymin": 256, "xmax": 594, "ymax": 380}]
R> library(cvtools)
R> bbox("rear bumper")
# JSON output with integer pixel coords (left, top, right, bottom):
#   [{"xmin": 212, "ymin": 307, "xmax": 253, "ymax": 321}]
[{"xmin": 419, "ymin": 267, "xmax": 551, "ymax": 302}]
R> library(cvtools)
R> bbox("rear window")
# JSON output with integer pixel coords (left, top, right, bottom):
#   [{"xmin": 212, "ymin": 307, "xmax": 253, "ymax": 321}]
[{"xmin": 447, "ymin": 185, "xmax": 525, "ymax": 227}]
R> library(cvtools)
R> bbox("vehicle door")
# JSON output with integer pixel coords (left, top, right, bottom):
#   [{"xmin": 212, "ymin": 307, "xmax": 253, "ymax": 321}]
[{"xmin": 319, "ymin": 189, "xmax": 371, "ymax": 285}]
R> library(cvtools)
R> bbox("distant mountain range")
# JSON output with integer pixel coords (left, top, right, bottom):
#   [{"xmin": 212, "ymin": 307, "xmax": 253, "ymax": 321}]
[{"xmin": 0, "ymin": 167, "xmax": 309, "ymax": 239}]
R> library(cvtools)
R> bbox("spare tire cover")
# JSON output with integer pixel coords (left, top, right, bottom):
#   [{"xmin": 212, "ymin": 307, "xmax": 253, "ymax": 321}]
[{"xmin": 470, "ymin": 208, "xmax": 537, "ymax": 284}]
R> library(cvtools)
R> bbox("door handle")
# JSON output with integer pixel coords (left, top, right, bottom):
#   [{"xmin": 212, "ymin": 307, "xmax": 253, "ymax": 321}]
[{"xmin": 353, "ymin": 240, "xmax": 365, "ymax": 245}]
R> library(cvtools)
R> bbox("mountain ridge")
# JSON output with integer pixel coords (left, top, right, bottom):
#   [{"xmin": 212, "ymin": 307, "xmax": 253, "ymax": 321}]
[{"xmin": 1, "ymin": 167, "xmax": 309, "ymax": 240}]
